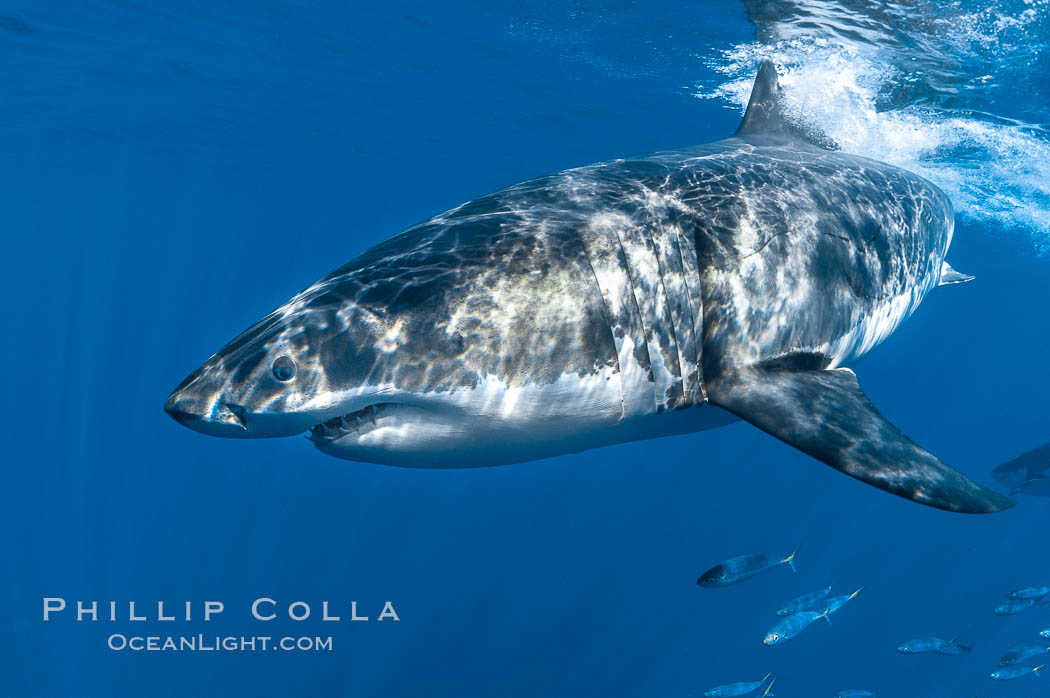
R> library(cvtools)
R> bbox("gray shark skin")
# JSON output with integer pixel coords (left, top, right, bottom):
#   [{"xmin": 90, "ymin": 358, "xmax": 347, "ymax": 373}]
[{"xmin": 165, "ymin": 62, "xmax": 1012, "ymax": 514}]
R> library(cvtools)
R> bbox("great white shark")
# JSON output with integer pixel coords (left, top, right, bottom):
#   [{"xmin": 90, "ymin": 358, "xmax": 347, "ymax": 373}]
[{"xmin": 165, "ymin": 62, "xmax": 1012, "ymax": 514}]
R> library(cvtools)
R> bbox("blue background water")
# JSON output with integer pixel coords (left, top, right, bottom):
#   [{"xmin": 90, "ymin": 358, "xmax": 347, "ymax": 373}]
[{"xmin": 3, "ymin": 1, "xmax": 1050, "ymax": 696}]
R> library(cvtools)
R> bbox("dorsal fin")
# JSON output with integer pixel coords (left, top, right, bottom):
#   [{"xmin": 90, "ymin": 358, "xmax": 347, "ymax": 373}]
[
  {"xmin": 735, "ymin": 61, "xmax": 837, "ymax": 150},
  {"xmin": 736, "ymin": 61, "xmax": 784, "ymax": 137}
]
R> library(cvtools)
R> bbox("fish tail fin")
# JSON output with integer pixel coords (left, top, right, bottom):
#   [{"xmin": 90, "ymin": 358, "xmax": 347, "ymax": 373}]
[
  {"xmin": 762, "ymin": 672, "xmax": 772, "ymax": 683},
  {"xmin": 1034, "ymin": 663, "xmax": 1046, "ymax": 677},
  {"xmin": 783, "ymin": 545, "xmax": 800, "ymax": 572},
  {"xmin": 761, "ymin": 678, "xmax": 775, "ymax": 697},
  {"xmin": 949, "ymin": 633, "xmax": 972, "ymax": 651},
  {"xmin": 850, "ymin": 586, "xmax": 864, "ymax": 600}
]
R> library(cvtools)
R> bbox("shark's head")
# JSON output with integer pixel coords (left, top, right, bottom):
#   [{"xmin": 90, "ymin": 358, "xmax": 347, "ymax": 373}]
[
  {"xmin": 164, "ymin": 229, "xmax": 626, "ymax": 465},
  {"xmin": 164, "ymin": 276, "xmax": 469, "ymax": 454},
  {"xmin": 164, "ymin": 286, "xmax": 367, "ymax": 440}
]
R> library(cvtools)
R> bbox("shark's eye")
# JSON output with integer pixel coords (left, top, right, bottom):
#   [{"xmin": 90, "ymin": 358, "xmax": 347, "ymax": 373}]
[{"xmin": 272, "ymin": 356, "xmax": 296, "ymax": 381}]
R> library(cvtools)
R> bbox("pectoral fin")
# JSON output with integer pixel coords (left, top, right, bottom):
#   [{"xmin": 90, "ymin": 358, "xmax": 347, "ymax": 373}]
[{"xmin": 706, "ymin": 367, "xmax": 1014, "ymax": 513}]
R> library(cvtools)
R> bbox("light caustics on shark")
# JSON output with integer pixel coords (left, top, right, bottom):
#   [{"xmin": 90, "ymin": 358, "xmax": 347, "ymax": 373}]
[{"xmin": 166, "ymin": 62, "xmax": 1013, "ymax": 514}]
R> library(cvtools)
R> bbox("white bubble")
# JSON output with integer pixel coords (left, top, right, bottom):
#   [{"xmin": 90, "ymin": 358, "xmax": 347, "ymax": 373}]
[{"xmin": 696, "ymin": 3, "xmax": 1050, "ymax": 248}]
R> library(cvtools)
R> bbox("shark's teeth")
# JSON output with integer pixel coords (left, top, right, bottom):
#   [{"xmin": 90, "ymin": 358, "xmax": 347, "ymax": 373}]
[{"xmin": 308, "ymin": 403, "xmax": 391, "ymax": 443}]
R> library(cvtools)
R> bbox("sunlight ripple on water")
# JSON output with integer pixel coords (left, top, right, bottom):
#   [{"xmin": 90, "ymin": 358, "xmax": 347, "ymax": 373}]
[{"xmin": 698, "ymin": 0, "xmax": 1050, "ymax": 245}]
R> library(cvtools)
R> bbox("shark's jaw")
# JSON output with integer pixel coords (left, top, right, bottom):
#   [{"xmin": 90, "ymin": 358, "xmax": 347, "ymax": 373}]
[{"xmin": 306, "ymin": 403, "xmax": 396, "ymax": 446}]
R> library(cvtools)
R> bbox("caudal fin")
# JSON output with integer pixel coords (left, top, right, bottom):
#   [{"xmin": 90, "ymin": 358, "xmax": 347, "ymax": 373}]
[{"xmin": 783, "ymin": 545, "xmax": 800, "ymax": 572}]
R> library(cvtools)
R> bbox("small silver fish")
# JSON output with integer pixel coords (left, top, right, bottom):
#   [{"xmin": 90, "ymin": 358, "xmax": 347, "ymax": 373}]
[
  {"xmin": 776, "ymin": 585, "xmax": 832, "ymax": 617},
  {"xmin": 763, "ymin": 609, "xmax": 828, "ymax": 645},
  {"xmin": 991, "ymin": 663, "xmax": 1045, "ymax": 681},
  {"xmin": 698, "ymin": 546, "xmax": 799, "ymax": 588},
  {"xmin": 898, "ymin": 637, "xmax": 949, "ymax": 654},
  {"xmin": 1009, "ymin": 586, "xmax": 1050, "ymax": 600},
  {"xmin": 704, "ymin": 672, "xmax": 772, "ymax": 697},
  {"xmin": 997, "ymin": 642, "xmax": 1050, "ymax": 666},
  {"xmin": 994, "ymin": 598, "xmax": 1036, "ymax": 615}
]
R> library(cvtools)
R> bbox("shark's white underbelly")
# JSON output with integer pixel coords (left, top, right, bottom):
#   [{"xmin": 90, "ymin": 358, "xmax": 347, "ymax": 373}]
[{"xmin": 311, "ymin": 359, "xmax": 739, "ymax": 467}]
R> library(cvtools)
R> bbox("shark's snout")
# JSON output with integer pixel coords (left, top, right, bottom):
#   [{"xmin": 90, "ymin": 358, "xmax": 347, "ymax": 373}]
[
  {"xmin": 163, "ymin": 396, "xmax": 198, "ymax": 425},
  {"xmin": 164, "ymin": 391, "xmax": 250, "ymax": 437},
  {"xmin": 165, "ymin": 356, "xmax": 329, "ymax": 440}
]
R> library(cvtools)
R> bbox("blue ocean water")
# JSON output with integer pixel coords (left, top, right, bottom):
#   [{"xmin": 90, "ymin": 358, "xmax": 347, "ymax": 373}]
[{"xmin": 3, "ymin": 1, "xmax": 1050, "ymax": 696}]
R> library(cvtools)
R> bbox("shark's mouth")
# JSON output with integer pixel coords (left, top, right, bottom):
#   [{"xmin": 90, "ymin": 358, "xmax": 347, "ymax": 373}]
[{"xmin": 307, "ymin": 403, "xmax": 394, "ymax": 445}]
